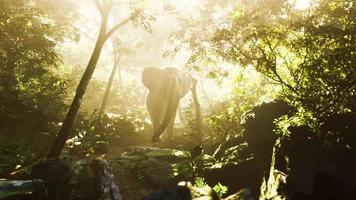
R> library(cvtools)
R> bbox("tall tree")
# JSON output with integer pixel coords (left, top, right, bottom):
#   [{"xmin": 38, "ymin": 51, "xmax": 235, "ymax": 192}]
[
  {"xmin": 47, "ymin": 0, "xmax": 139, "ymax": 158},
  {"xmin": 191, "ymin": 79, "xmax": 202, "ymax": 139},
  {"xmin": 98, "ymin": 35, "xmax": 122, "ymax": 115}
]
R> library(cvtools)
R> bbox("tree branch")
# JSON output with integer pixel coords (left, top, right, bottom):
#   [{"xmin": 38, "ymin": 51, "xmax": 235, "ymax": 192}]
[
  {"xmin": 253, "ymin": 38, "xmax": 297, "ymax": 93},
  {"xmin": 228, "ymin": 39, "xmax": 252, "ymax": 61},
  {"xmin": 104, "ymin": 11, "xmax": 139, "ymax": 42},
  {"xmin": 95, "ymin": 0, "xmax": 104, "ymax": 16}
]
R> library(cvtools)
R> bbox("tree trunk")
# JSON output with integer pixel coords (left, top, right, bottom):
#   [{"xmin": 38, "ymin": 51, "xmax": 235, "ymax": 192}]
[
  {"xmin": 118, "ymin": 64, "xmax": 123, "ymax": 87},
  {"xmin": 191, "ymin": 79, "xmax": 202, "ymax": 139},
  {"xmin": 99, "ymin": 54, "xmax": 120, "ymax": 115},
  {"xmin": 47, "ymin": 18, "xmax": 108, "ymax": 159},
  {"xmin": 47, "ymin": 2, "xmax": 137, "ymax": 158}
]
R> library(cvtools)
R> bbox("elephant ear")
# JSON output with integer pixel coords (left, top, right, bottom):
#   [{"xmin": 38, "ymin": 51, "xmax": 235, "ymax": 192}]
[
  {"xmin": 142, "ymin": 67, "xmax": 161, "ymax": 91},
  {"xmin": 177, "ymin": 74, "xmax": 192, "ymax": 98}
]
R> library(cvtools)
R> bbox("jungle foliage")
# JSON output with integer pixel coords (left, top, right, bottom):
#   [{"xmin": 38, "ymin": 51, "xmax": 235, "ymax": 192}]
[
  {"xmin": 194, "ymin": 0, "xmax": 355, "ymax": 121},
  {"xmin": 0, "ymin": 0, "xmax": 355, "ymax": 198},
  {"xmin": 0, "ymin": 0, "xmax": 71, "ymax": 135}
]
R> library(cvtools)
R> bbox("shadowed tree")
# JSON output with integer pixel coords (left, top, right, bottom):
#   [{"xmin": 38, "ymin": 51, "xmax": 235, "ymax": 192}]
[{"xmin": 47, "ymin": 0, "xmax": 140, "ymax": 158}]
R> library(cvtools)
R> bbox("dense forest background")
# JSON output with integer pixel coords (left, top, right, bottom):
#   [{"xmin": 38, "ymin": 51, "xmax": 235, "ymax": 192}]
[{"xmin": 0, "ymin": 0, "xmax": 355, "ymax": 199}]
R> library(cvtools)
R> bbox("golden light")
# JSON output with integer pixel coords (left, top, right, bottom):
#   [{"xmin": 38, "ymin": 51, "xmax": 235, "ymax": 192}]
[{"xmin": 293, "ymin": 0, "xmax": 311, "ymax": 10}]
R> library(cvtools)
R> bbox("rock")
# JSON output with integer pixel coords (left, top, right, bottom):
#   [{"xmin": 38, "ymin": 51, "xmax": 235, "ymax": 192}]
[
  {"xmin": 184, "ymin": 181, "xmax": 218, "ymax": 200},
  {"xmin": 243, "ymin": 100, "xmax": 295, "ymax": 197},
  {"xmin": 242, "ymin": 100, "xmax": 295, "ymax": 176},
  {"xmin": 213, "ymin": 142, "xmax": 251, "ymax": 166},
  {"xmin": 260, "ymin": 168, "xmax": 288, "ymax": 199},
  {"xmin": 223, "ymin": 188, "xmax": 253, "ymax": 200},
  {"xmin": 260, "ymin": 126, "xmax": 320, "ymax": 199},
  {"xmin": 321, "ymin": 113, "xmax": 356, "ymax": 162},
  {"xmin": 0, "ymin": 179, "xmax": 46, "ymax": 200},
  {"xmin": 321, "ymin": 113, "xmax": 356, "ymax": 136},
  {"xmin": 31, "ymin": 158, "xmax": 74, "ymax": 200},
  {"xmin": 315, "ymin": 159, "xmax": 356, "ymax": 200},
  {"xmin": 205, "ymin": 101, "xmax": 295, "ymax": 200},
  {"xmin": 68, "ymin": 159, "xmax": 97, "ymax": 200},
  {"xmin": 91, "ymin": 158, "xmax": 122, "ymax": 200},
  {"xmin": 190, "ymin": 145, "xmax": 204, "ymax": 159},
  {"xmin": 143, "ymin": 185, "xmax": 191, "ymax": 200},
  {"xmin": 94, "ymin": 141, "xmax": 109, "ymax": 154},
  {"xmin": 136, "ymin": 158, "xmax": 175, "ymax": 188},
  {"xmin": 124, "ymin": 146, "xmax": 189, "ymax": 162},
  {"xmin": 204, "ymin": 159, "xmax": 261, "ymax": 198},
  {"xmin": 32, "ymin": 157, "xmax": 124, "ymax": 200},
  {"xmin": 143, "ymin": 181, "xmax": 218, "ymax": 200},
  {"xmin": 263, "ymin": 115, "xmax": 356, "ymax": 200},
  {"xmin": 116, "ymin": 147, "xmax": 191, "ymax": 188},
  {"xmin": 313, "ymin": 173, "xmax": 343, "ymax": 200}
]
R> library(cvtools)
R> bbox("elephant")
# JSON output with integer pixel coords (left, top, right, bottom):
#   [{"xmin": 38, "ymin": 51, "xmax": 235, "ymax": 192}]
[{"xmin": 142, "ymin": 67, "xmax": 192, "ymax": 142}]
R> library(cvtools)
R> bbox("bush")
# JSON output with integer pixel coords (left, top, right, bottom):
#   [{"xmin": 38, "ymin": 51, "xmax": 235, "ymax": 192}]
[
  {"xmin": 67, "ymin": 113, "xmax": 144, "ymax": 156},
  {"xmin": 207, "ymin": 105, "xmax": 243, "ymax": 144},
  {"xmin": 0, "ymin": 135, "xmax": 32, "ymax": 176}
]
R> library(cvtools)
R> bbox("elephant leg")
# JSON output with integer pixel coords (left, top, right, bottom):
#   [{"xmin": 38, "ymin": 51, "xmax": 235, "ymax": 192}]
[
  {"xmin": 167, "ymin": 109, "xmax": 177, "ymax": 140},
  {"xmin": 151, "ymin": 115, "xmax": 160, "ymax": 136},
  {"xmin": 147, "ymin": 92, "xmax": 164, "ymax": 138},
  {"xmin": 152, "ymin": 96, "xmax": 179, "ymax": 142},
  {"xmin": 143, "ymin": 67, "xmax": 193, "ymax": 142}
]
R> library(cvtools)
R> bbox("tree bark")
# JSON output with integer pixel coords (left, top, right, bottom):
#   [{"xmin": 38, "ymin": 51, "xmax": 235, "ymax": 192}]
[
  {"xmin": 47, "ymin": 29, "xmax": 106, "ymax": 158},
  {"xmin": 47, "ymin": 1, "xmax": 135, "ymax": 158},
  {"xmin": 191, "ymin": 79, "xmax": 202, "ymax": 139},
  {"xmin": 118, "ymin": 65, "xmax": 122, "ymax": 87},
  {"xmin": 47, "ymin": 0, "xmax": 139, "ymax": 158},
  {"xmin": 99, "ymin": 52, "xmax": 120, "ymax": 115}
]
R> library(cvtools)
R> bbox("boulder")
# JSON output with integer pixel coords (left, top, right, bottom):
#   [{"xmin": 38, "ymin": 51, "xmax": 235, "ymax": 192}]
[
  {"xmin": 0, "ymin": 179, "xmax": 46, "ymax": 200},
  {"xmin": 122, "ymin": 146, "xmax": 189, "ymax": 162},
  {"xmin": 135, "ymin": 158, "xmax": 175, "ymax": 188},
  {"xmin": 242, "ymin": 100, "xmax": 295, "ymax": 176},
  {"xmin": 262, "ymin": 116, "xmax": 356, "ymax": 200},
  {"xmin": 31, "ymin": 157, "xmax": 121, "ymax": 200},
  {"xmin": 204, "ymin": 159, "xmax": 261, "ymax": 197},
  {"xmin": 116, "ymin": 147, "xmax": 190, "ymax": 188},
  {"xmin": 204, "ymin": 101, "xmax": 295, "ymax": 199},
  {"xmin": 143, "ymin": 181, "xmax": 218, "ymax": 200},
  {"xmin": 223, "ymin": 188, "xmax": 253, "ymax": 200},
  {"xmin": 91, "ymin": 158, "xmax": 122, "ymax": 200},
  {"xmin": 143, "ymin": 185, "xmax": 191, "ymax": 200},
  {"xmin": 31, "ymin": 158, "xmax": 74, "ymax": 200}
]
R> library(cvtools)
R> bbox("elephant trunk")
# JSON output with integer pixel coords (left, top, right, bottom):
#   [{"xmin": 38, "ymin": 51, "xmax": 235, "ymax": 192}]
[{"xmin": 152, "ymin": 86, "xmax": 180, "ymax": 142}]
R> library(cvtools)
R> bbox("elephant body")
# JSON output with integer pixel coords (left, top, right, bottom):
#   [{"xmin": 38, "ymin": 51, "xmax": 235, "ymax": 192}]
[{"xmin": 142, "ymin": 67, "xmax": 192, "ymax": 142}]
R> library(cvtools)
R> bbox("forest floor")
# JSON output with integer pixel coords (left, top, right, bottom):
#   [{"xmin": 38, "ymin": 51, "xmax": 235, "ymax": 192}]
[
  {"xmin": 105, "ymin": 129, "xmax": 200, "ymax": 199},
  {"xmin": 0, "ymin": 128, "xmax": 204, "ymax": 199}
]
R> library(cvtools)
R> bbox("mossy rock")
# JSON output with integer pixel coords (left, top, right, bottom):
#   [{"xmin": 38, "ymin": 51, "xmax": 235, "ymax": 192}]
[
  {"xmin": 0, "ymin": 179, "xmax": 46, "ymax": 199},
  {"xmin": 115, "ymin": 147, "xmax": 192, "ymax": 188},
  {"xmin": 31, "ymin": 158, "xmax": 95, "ymax": 200},
  {"xmin": 136, "ymin": 158, "xmax": 175, "ymax": 187},
  {"xmin": 144, "ymin": 181, "xmax": 219, "ymax": 200},
  {"xmin": 123, "ymin": 147, "xmax": 189, "ymax": 161}
]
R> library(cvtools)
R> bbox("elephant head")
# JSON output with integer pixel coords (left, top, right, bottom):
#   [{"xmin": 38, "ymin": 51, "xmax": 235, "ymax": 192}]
[{"xmin": 142, "ymin": 67, "xmax": 192, "ymax": 142}]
